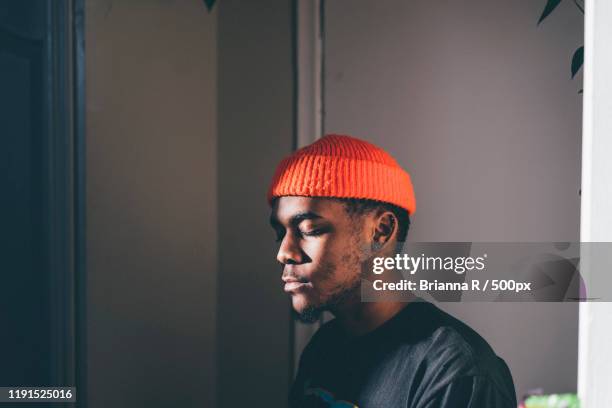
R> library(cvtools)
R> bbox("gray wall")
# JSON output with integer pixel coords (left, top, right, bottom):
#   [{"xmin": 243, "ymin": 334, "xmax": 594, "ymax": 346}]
[
  {"xmin": 216, "ymin": 0, "xmax": 294, "ymax": 406},
  {"xmin": 324, "ymin": 0, "xmax": 582, "ymax": 399},
  {"xmin": 86, "ymin": 1, "xmax": 217, "ymax": 407},
  {"xmin": 86, "ymin": 0, "xmax": 296, "ymax": 407}
]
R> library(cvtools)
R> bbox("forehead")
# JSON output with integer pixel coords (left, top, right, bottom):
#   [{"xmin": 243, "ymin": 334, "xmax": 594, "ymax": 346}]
[{"xmin": 271, "ymin": 196, "xmax": 347, "ymax": 224}]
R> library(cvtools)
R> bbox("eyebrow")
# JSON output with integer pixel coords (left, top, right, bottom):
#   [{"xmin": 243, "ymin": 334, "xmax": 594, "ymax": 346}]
[{"xmin": 269, "ymin": 211, "xmax": 323, "ymax": 228}]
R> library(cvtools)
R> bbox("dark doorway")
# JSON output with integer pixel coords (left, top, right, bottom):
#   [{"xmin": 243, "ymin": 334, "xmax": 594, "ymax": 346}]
[{"xmin": 0, "ymin": 1, "xmax": 84, "ymax": 406}]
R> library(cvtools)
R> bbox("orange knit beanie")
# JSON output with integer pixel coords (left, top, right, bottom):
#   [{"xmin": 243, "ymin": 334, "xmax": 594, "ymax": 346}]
[{"xmin": 267, "ymin": 134, "xmax": 416, "ymax": 214}]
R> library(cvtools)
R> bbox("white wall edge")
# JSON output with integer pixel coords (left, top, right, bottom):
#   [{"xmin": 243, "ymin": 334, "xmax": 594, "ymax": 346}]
[
  {"xmin": 578, "ymin": 0, "xmax": 612, "ymax": 406},
  {"xmin": 296, "ymin": 0, "xmax": 323, "ymax": 147}
]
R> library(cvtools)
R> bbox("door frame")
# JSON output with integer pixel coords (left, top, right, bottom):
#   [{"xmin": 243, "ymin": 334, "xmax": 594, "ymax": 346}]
[{"xmin": 578, "ymin": 1, "xmax": 612, "ymax": 406}]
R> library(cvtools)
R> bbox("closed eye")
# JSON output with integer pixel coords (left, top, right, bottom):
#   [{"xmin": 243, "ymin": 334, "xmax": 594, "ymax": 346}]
[{"xmin": 299, "ymin": 228, "xmax": 326, "ymax": 237}]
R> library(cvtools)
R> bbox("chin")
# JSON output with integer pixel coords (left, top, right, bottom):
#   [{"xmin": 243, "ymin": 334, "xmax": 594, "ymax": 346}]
[
  {"xmin": 291, "ymin": 293, "xmax": 312, "ymax": 313},
  {"xmin": 291, "ymin": 294, "xmax": 324, "ymax": 323}
]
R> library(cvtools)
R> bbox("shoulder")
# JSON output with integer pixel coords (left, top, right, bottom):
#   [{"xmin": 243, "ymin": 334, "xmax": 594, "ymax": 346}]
[
  {"xmin": 396, "ymin": 302, "xmax": 496, "ymax": 365},
  {"xmin": 395, "ymin": 302, "xmax": 516, "ymax": 402}
]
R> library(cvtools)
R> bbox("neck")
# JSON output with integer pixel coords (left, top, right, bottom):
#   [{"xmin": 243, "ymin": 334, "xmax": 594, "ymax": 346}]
[{"xmin": 331, "ymin": 297, "xmax": 411, "ymax": 337}]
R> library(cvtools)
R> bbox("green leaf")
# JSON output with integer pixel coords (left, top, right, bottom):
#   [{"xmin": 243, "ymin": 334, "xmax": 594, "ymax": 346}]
[
  {"xmin": 571, "ymin": 46, "xmax": 584, "ymax": 78},
  {"xmin": 203, "ymin": 0, "xmax": 216, "ymax": 11},
  {"xmin": 538, "ymin": 0, "xmax": 563, "ymax": 25}
]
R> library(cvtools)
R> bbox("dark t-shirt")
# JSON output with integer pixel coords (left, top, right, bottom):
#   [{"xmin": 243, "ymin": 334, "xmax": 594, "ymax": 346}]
[{"xmin": 289, "ymin": 301, "xmax": 517, "ymax": 408}]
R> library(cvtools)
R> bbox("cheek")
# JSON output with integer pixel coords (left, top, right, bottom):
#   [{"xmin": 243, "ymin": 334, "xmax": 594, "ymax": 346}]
[
  {"xmin": 307, "ymin": 236, "xmax": 362, "ymax": 284},
  {"xmin": 301, "ymin": 236, "xmax": 334, "ymax": 267}
]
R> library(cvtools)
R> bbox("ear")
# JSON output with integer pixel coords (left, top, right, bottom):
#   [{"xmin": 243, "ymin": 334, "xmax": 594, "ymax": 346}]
[{"xmin": 372, "ymin": 211, "xmax": 398, "ymax": 249}]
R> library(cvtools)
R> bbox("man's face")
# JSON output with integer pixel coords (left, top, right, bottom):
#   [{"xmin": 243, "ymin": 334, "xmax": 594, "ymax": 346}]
[{"xmin": 270, "ymin": 197, "xmax": 372, "ymax": 322}]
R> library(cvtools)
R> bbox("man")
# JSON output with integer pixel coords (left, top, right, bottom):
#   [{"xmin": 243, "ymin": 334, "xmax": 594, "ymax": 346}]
[{"xmin": 268, "ymin": 134, "xmax": 516, "ymax": 407}]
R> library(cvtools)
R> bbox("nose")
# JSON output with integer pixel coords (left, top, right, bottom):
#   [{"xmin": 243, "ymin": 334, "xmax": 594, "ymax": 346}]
[{"xmin": 276, "ymin": 232, "xmax": 304, "ymax": 265}]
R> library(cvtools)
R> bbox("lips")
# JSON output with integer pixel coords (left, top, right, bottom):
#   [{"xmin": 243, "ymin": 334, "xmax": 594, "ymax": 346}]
[
  {"xmin": 285, "ymin": 279, "xmax": 308, "ymax": 292},
  {"xmin": 284, "ymin": 281, "xmax": 307, "ymax": 292}
]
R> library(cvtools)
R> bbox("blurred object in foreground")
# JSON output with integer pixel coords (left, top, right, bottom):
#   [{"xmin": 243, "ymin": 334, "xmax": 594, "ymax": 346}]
[{"xmin": 522, "ymin": 393, "xmax": 579, "ymax": 408}]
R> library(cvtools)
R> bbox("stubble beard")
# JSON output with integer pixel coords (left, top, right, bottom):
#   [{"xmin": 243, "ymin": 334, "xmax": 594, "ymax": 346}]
[{"xmin": 294, "ymin": 239, "xmax": 370, "ymax": 324}]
